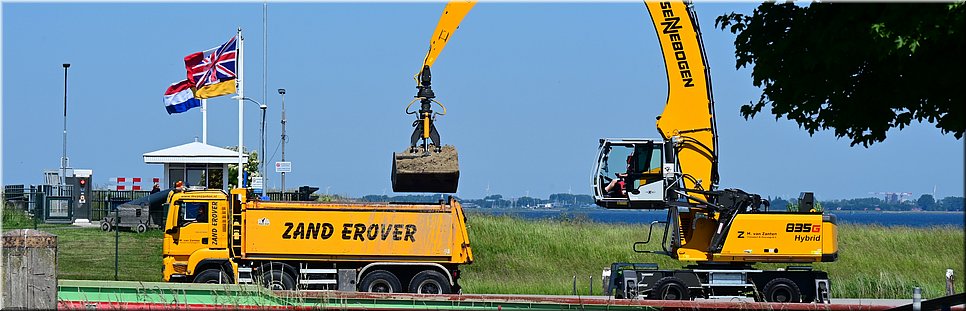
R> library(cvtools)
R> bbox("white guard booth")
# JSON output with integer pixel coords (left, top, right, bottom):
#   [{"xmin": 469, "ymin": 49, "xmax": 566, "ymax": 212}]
[{"xmin": 142, "ymin": 141, "xmax": 248, "ymax": 191}]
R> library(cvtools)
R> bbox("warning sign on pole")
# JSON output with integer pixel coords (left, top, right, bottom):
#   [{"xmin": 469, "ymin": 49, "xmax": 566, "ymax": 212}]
[
  {"xmin": 275, "ymin": 162, "xmax": 292, "ymax": 173},
  {"xmin": 252, "ymin": 176, "xmax": 264, "ymax": 193}
]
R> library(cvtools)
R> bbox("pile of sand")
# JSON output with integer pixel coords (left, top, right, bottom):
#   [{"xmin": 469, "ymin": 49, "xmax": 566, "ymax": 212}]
[{"xmin": 393, "ymin": 145, "xmax": 459, "ymax": 173}]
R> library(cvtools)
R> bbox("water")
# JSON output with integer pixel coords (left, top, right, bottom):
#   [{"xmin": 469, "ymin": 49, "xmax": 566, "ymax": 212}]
[{"xmin": 469, "ymin": 209, "xmax": 965, "ymax": 228}]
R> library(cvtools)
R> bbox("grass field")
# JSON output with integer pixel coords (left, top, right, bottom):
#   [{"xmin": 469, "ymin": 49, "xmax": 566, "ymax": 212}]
[
  {"xmin": 3, "ymin": 208, "xmax": 962, "ymax": 298},
  {"xmin": 459, "ymin": 213, "xmax": 964, "ymax": 299}
]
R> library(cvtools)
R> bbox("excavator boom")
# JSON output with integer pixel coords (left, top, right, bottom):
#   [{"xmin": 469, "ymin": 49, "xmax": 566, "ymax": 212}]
[{"xmin": 648, "ymin": 0, "xmax": 719, "ymax": 200}]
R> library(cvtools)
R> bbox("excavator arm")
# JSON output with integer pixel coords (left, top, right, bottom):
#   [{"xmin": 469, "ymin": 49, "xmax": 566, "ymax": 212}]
[
  {"xmin": 409, "ymin": 0, "xmax": 476, "ymax": 153},
  {"xmin": 392, "ymin": 1, "xmax": 475, "ymax": 193},
  {"xmin": 420, "ymin": 1, "xmax": 476, "ymax": 74}
]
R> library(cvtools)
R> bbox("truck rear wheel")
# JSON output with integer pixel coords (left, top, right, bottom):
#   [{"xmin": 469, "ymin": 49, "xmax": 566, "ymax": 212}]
[
  {"xmin": 762, "ymin": 278, "xmax": 802, "ymax": 303},
  {"xmin": 648, "ymin": 277, "xmax": 690, "ymax": 300},
  {"xmin": 194, "ymin": 269, "xmax": 231, "ymax": 284},
  {"xmin": 409, "ymin": 270, "xmax": 451, "ymax": 294},
  {"xmin": 360, "ymin": 270, "xmax": 402, "ymax": 293},
  {"xmin": 261, "ymin": 269, "xmax": 296, "ymax": 290}
]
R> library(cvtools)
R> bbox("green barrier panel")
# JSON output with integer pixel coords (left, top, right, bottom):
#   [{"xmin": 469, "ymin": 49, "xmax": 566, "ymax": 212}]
[
  {"xmin": 58, "ymin": 280, "xmax": 289, "ymax": 307},
  {"xmin": 58, "ymin": 280, "xmax": 660, "ymax": 311}
]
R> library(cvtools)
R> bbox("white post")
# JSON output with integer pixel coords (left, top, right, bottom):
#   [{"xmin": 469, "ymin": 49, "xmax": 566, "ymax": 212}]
[
  {"xmin": 237, "ymin": 28, "xmax": 245, "ymax": 190},
  {"xmin": 913, "ymin": 287, "xmax": 921, "ymax": 311},
  {"xmin": 263, "ymin": 0, "xmax": 269, "ymax": 189},
  {"xmin": 946, "ymin": 269, "xmax": 955, "ymax": 295},
  {"xmin": 202, "ymin": 98, "xmax": 207, "ymax": 144}
]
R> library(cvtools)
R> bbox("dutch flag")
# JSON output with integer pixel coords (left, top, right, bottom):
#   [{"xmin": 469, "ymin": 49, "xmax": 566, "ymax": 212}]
[{"xmin": 163, "ymin": 79, "xmax": 201, "ymax": 114}]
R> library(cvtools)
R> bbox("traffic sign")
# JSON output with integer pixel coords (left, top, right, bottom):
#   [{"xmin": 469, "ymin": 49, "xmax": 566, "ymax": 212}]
[{"xmin": 275, "ymin": 161, "xmax": 292, "ymax": 173}]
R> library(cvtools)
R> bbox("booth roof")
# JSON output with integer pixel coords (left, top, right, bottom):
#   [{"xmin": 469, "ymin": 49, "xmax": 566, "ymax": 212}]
[{"xmin": 143, "ymin": 142, "xmax": 249, "ymax": 164}]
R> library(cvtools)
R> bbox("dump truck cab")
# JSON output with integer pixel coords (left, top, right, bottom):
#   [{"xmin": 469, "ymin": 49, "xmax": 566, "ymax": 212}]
[{"xmin": 162, "ymin": 189, "xmax": 232, "ymax": 283}]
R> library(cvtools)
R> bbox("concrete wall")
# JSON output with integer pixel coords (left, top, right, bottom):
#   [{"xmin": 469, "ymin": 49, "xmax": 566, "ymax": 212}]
[{"xmin": 2, "ymin": 229, "xmax": 57, "ymax": 310}]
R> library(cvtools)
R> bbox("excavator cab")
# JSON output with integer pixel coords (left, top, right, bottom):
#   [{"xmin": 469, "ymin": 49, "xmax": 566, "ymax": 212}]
[{"xmin": 592, "ymin": 138, "xmax": 674, "ymax": 209}]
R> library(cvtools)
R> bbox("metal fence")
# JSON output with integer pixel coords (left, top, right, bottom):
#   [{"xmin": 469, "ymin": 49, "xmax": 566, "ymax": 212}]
[
  {"xmin": 4, "ymin": 186, "xmax": 305, "ymax": 225},
  {"xmin": 89, "ymin": 190, "xmax": 152, "ymax": 221},
  {"xmin": 4, "ymin": 185, "xmax": 50, "ymax": 228},
  {"xmin": 3, "ymin": 184, "xmax": 28, "ymax": 211},
  {"xmin": 266, "ymin": 191, "xmax": 300, "ymax": 201}
]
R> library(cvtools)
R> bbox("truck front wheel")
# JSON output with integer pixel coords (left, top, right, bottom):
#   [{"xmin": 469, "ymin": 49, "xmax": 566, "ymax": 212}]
[
  {"xmin": 360, "ymin": 270, "xmax": 402, "ymax": 293},
  {"xmin": 194, "ymin": 269, "xmax": 231, "ymax": 284},
  {"xmin": 409, "ymin": 270, "xmax": 451, "ymax": 294}
]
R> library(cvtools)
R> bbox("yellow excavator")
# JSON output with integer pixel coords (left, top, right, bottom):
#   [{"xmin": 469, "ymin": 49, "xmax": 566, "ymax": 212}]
[
  {"xmin": 593, "ymin": 1, "xmax": 837, "ymax": 303},
  {"xmin": 395, "ymin": 0, "xmax": 838, "ymax": 303},
  {"xmin": 391, "ymin": 1, "xmax": 475, "ymax": 193}
]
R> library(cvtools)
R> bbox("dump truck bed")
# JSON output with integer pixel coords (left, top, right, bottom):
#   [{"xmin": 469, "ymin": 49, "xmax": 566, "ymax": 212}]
[{"xmin": 239, "ymin": 198, "xmax": 472, "ymax": 264}]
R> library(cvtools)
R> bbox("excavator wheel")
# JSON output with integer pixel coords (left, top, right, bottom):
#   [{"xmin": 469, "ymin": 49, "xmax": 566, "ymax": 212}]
[
  {"xmin": 392, "ymin": 145, "xmax": 460, "ymax": 193},
  {"xmin": 762, "ymin": 278, "xmax": 802, "ymax": 303},
  {"xmin": 648, "ymin": 277, "xmax": 690, "ymax": 300}
]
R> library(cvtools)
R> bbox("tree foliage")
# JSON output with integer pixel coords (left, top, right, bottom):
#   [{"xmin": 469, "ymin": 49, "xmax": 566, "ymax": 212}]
[
  {"xmin": 820, "ymin": 196, "xmax": 964, "ymax": 211},
  {"xmin": 917, "ymin": 194, "xmax": 936, "ymax": 210},
  {"xmin": 938, "ymin": 196, "xmax": 965, "ymax": 211},
  {"xmin": 225, "ymin": 147, "xmax": 260, "ymax": 189},
  {"xmin": 715, "ymin": 2, "xmax": 965, "ymax": 146}
]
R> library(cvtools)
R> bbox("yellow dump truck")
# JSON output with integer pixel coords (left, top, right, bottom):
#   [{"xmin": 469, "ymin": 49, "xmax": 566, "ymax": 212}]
[{"xmin": 162, "ymin": 188, "xmax": 473, "ymax": 294}]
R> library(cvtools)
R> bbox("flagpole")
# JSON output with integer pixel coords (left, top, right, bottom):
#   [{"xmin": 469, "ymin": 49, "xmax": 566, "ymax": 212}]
[
  {"xmin": 237, "ymin": 28, "xmax": 245, "ymax": 190},
  {"xmin": 202, "ymin": 98, "xmax": 208, "ymax": 144}
]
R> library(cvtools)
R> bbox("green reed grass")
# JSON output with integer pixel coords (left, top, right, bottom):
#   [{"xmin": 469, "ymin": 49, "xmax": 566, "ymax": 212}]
[{"xmin": 460, "ymin": 213, "xmax": 964, "ymax": 299}]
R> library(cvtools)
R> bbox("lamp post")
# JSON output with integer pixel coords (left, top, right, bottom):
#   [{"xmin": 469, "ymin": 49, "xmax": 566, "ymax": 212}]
[
  {"xmin": 61, "ymin": 63, "xmax": 70, "ymax": 186},
  {"xmin": 277, "ymin": 88, "xmax": 287, "ymax": 192},
  {"xmin": 232, "ymin": 96, "xmax": 267, "ymax": 190}
]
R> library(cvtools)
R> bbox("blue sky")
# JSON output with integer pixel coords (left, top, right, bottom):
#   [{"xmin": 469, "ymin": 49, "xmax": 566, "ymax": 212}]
[{"xmin": 2, "ymin": 2, "xmax": 963, "ymax": 200}]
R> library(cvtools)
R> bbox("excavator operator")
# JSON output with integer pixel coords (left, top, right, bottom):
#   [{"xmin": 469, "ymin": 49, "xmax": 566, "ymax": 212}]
[{"xmin": 605, "ymin": 153, "xmax": 637, "ymax": 198}]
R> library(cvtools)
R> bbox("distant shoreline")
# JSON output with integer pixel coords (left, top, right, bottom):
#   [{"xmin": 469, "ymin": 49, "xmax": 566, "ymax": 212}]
[
  {"xmin": 467, "ymin": 207, "xmax": 965, "ymax": 213},
  {"xmin": 467, "ymin": 209, "xmax": 965, "ymax": 228}
]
